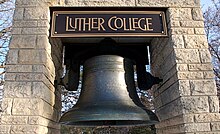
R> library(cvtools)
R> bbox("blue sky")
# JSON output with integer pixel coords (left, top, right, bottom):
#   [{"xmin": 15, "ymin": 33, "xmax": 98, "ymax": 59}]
[{"xmin": 201, "ymin": 0, "xmax": 213, "ymax": 9}]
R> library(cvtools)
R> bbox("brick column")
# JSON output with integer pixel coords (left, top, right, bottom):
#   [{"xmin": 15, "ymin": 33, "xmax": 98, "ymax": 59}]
[
  {"xmin": 0, "ymin": 0, "xmax": 62, "ymax": 134},
  {"xmin": 150, "ymin": 6, "xmax": 220, "ymax": 134}
]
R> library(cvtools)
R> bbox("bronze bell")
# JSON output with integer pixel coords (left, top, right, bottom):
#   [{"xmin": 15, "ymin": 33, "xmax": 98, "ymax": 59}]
[{"xmin": 60, "ymin": 55, "xmax": 159, "ymax": 126}]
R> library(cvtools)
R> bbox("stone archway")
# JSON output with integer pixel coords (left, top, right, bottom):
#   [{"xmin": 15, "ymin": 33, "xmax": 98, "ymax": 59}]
[{"xmin": 0, "ymin": 0, "xmax": 220, "ymax": 134}]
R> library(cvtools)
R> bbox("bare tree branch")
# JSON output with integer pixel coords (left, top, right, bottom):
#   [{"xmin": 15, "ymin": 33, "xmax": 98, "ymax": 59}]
[{"xmin": 203, "ymin": 0, "xmax": 220, "ymax": 95}]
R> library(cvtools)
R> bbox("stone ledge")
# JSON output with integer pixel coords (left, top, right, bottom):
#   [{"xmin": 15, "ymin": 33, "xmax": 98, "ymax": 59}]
[
  {"xmin": 63, "ymin": 0, "xmax": 136, "ymax": 6},
  {"xmin": 137, "ymin": 0, "xmax": 200, "ymax": 7}
]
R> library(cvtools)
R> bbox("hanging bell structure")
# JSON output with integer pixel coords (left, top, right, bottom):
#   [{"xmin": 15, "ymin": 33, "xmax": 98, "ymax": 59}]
[{"xmin": 60, "ymin": 55, "xmax": 159, "ymax": 126}]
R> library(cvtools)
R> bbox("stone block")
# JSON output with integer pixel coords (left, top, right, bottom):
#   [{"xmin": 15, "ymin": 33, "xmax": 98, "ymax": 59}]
[
  {"xmin": 203, "ymin": 71, "xmax": 215, "ymax": 79},
  {"xmin": 22, "ymin": 28, "xmax": 49, "ymax": 35},
  {"xmin": 32, "ymin": 82, "xmax": 55, "ymax": 105},
  {"xmin": 20, "ymin": 72, "xmax": 55, "ymax": 93},
  {"xmin": 28, "ymin": 116, "xmax": 60, "ymax": 129},
  {"xmin": 180, "ymin": 21, "xmax": 204, "ymax": 28},
  {"xmin": 11, "ymin": 28, "xmax": 22, "ymax": 35},
  {"xmin": 192, "ymin": 8, "xmax": 204, "ymax": 21},
  {"xmin": 18, "ymin": 49, "xmax": 48, "ymax": 64},
  {"xmin": 177, "ymin": 72, "xmax": 204, "ymax": 79},
  {"xmin": 199, "ymin": 49, "xmax": 212, "ymax": 63},
  {"xmin": 160, "ymin": 85, "xmax": 180, "ymax": 106},
  {"xmin": 209, "ymin": 96, "xmax": 219, "ymax": 113},
  {"xmin": 137, "ymin": 0, "xmax": 200, "ymax": 7},
  {"xmin": 211, "ymin": 122, "xmax": 220, "ymax": 131},
  {"xmin": 37, "ymin": 64, "xmax": 52, "ymax": 75},
  {"xmin": 157, "ymin": 124, "xmax": 183, "ymax": 134},
  {"xmin": 181, "ymin": 96, "xmax": 209, "ymax": 114},
  {"xmin": 156, "ymin": 114, "xmax": 194, "ymax": 128},
  {"xmin": 171, "ymin": 28, "xmax": 194, "ymax": 35},
  {"xmin": 154, "ymin": 74, "xmax": 178, "ymax": 97},
  {"xmin": 0, "ymin": 90, "xmax": 2, "ymax": 101},
  {"xmin": 179, "ymin": 80, "xmax": 191, "ymax": 96},
  {"xmin": 157, "ymin": 80, "xmax": 190, "ymax": 106},
  {"xmin": 36, "ymin": 35, "xmax": 51, "ymax": 50},
  {"xmin": 150, "ymin": 38, "xmax": 169, "ymax": 63},
  {"xmin": 11, "ymin": 125, "xmax": 40, "ymax": 134},
  {"xmin": 39, "ymin": 126, "xmax": 50, "ymax": 134},
  {"xmin": 3, "ymin": 82, "xmax": 32, "ymax": 98},
  {"xmin": 37, "ymin": 20, "xmax": 50, "ymax": 27},
  {"xmin": 192, "ymin": 132, "xmax": 220, "ymax": 134},
  {"xmin": 13, "ymin": 20, "xmax": 38, "ymax": 28},
  {"xmin": 6, "ymin": 49, "xmax": 19, "ymax": 64},
  {"xmin": 174, "ymin": 49, "xmax": 200, "ymax": 63},
  {"xmin": 4, "ymin": 73, "xmax": 16, "ymax": 81},
  {"xmin": 0, "ymin": 116, "xmax": 28, "ymax": 124},
  {"xmin": 159, "ymin": 52, "xmax": 176, "ymax": 76},
  {"xmin": 195, "ymin": 113, "xmax": 220, "ymax": 122},
  {"xmin": 137, "ymin": 0, "xmax": 168, "ymax": 7},
  {"xmin": 176, "ymin": 64, "xmax": 188, "ymax": 71},
  {"xmin": 0, "ymin": 125, "xmax": 11, "ymax": 134},
  {"xmin": 24, "ymin": 7, "xmax": 49, "ymax": 20},
  {"xmin": 170, "ymin": 35, "xmax": 185, "ymax": 48},
  {"xmin": 1, "ymin": 98, "xmax": 13, "ymax": 115},
  {"xmin": 188, "ymin": 64, "xmax": 213, "ymax": 71},
  {"xmin": 13, "ymin": 8, "xmax": 24, "ymax": 20},
  {"xmin": 16, "ymin": 0, "xmax": 55, "ymax": 7},
  {"xmin": 9, "ymin": 35, "xmax": 37, "ymax": 48},
  {"xmin": 195, "ymin": 28, "xmax": 206, "ymax": 35},
  {"xmin": 15, "ymin": 73, "xmax": 48, "ymax": 83},
  {"xmin": 168, "ymin": 20, "xmax": 180, "ymax": 28},
  {"xmin": 184, "ymin": 35, "xmax": 208, "ymax": 48},
  {"xmin": 183, "ymin": 123, "xmax": 211, "ymax": 132},
  {"xmin": 33, "ymin": 65, "xmax": 55, "ymax": 80},
  {"xmin": 154, "ymin": 95, "xmax": 163, "ymax": 109},
  {"xmin": 190, "ymin": 80, "xmax": 217, "ymax": 95},
  {"xmin": 6, "ymin": 65, "xmax": 32, "ymax": 73},
  {"xmin": 11, "ymin": 98, "xmax": 58, "ymax": 121},
  {"xmin": 65, "ymin": 0, "xmax": 136, "ymax": 6},
  {"xmin": 167, "ymin": 8, "xmax": 180, "ymax": 21},
  {"xmin": 41, "ymin": 101, "xmax": 59, "ymax": 121},
  {"xmin": 156, "ymin": 98, "xmax": 183, "ymax": 120},
  {"xmin": 170, "ymin": 0, "xmax": 200, "ymax": 7},
  {"xmin": 12, "ymin": 98, "xmax": 41, "ymax": 115},
  {"xmin": 178, "ymin": 8, "xmax": 193, "ymax": 20}
]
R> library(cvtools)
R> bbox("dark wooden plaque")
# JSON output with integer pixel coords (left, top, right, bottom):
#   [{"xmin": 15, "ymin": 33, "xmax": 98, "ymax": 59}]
[{"xmin": 51, "ymin": 11, "xmax": 167, "ymax": 37}]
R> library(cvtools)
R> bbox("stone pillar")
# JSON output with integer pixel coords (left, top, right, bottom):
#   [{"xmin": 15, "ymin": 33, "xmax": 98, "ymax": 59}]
[
  {"xmin": 0, "ymin": 0, "xmax": 63, "ymax": 134},
  {"xmin": 150, "ymin": 4, "xmax": 220, "ymax": 134},
  {"xmin": 1, "ymin": 0, "xmax": 220, "ymax": 134}
]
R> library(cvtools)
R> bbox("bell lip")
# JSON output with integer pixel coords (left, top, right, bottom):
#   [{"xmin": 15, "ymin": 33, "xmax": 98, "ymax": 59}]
[
  {"xmin": 59, "ymin": 112, "xmax": 159, "ymax": 127},
  {"xmin": 59, "ymin": 112, "xmax": 158, "ymax": 121},
  {"xmin": 59, "ymin": 105, "xmax": 159, "ymax": 127},
  {"xmin": 59, "ymin": 120, "xmax": 159, "ymax": 127}
]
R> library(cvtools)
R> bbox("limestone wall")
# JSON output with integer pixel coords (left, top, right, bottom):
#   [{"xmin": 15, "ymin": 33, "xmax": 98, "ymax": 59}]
[
  {"xmin": 0, "ymin": 0, "xmax": 219, "ymax": 134},
  {"xmin": 150, "ymin": 7, "xmax": 220, "ymax": 134},
  {"xmin": 0, "ymin": 0, "xmax": 63, "ymax": 133},
  {"xmin": 0, "ymin": 87, "xmax": 2, "ymax": 110}
]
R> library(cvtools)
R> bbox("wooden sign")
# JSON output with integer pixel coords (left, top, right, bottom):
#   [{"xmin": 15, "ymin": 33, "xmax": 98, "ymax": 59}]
[{"xmin": 51, "ymin": 11, "xmax": 167, "ymax": 37}]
